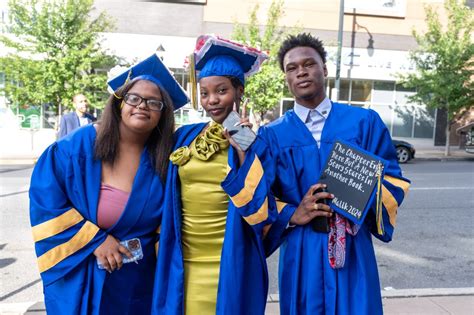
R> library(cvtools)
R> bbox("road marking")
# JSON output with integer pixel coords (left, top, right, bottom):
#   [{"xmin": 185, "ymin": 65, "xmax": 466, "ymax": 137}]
[
  {"xmin": 374, "ymin": 247, "xmax": 428, "ymax": 266},
  {"xmin": 410, "ymin": 187, "xmax": 473, "ymax": 190},
  {"xmin": 0, "ymin": 190, "xmax": 29, "ymax": 198},
  {"xmin": 0, "ymin": 279, "xmax": 42, "ymax": 302}
]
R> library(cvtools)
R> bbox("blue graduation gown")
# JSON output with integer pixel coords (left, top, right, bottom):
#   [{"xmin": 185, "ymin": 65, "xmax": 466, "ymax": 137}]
[
  {"xmin": 152, "ymin": 123, "xmax": 277, "ymax": 315},
  {"xmin": 29, "ymin": 125, "xmax": 163, "ymax": 315},
  {"xmin": 254, "ymin": 103, "xmax": 410, "ymax": 315}
]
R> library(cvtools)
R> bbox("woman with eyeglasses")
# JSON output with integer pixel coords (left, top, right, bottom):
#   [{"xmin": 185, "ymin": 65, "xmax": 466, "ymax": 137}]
[
  {"xmin": 152, "ymin": 35, "xmax": 276, "ymax": 315},
  {"xmin": 29, "ymin": 54, "xmax": 188, "ymax": 315}
]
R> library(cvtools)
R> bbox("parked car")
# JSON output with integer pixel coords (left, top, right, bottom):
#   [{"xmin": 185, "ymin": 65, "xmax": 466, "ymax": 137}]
[
  {"xmin": 462, "ymin": 124, "xmax": 474, "ymax": 154},
  {"xmin": 464, "ymin": 125, "xmax": 474, "ymax": 153},
  {"xmin": 393, "ymin": 139, "xmax": 416, "ymax": 163}
]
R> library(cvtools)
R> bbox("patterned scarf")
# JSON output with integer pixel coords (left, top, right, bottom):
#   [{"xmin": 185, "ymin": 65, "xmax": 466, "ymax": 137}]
[{"xmin": 328, "ymin": 214, "xmax": 360, "ymax": 269}]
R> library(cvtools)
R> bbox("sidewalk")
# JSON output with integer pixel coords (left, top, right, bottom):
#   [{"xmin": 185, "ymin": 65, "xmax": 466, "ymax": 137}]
[
  {"xmin": 1, "ymin": 137, "xmax": 473, "ymax": 165},
  {"xmin": 0, "ymin": 128, "xmax": 56, "ymax": 165},
  {"xmin": 400, "ymin": 137, "xmax": 474, "ymax": 162},
  {"xmin": 1, "ymin": 288, "xmax": 473, "ymax": 314},
  {"xmin": 265, "ymin": 288, "xmax": 474, "ymax": 315},
  {"xmin": 266, "ymin": 296, "xmax": 474, "ymax": 315}
]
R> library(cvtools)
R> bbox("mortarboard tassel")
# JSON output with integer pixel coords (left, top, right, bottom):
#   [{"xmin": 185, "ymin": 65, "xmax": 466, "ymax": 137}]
[
  {"xmin": 114, "ymin": 69, "xmax": 132, "ymax": 101},
  {"xmin": 375, "ymin": 162, "xmax": 384, "ymax": 235},
  {"xmin": 188, "ymin": 53, "xmax": 198, "ymax": 110}
]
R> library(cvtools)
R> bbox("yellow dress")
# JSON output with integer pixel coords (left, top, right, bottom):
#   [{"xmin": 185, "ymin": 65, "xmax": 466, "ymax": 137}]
[{"xmin": 172, "ymin": 123, "xmax": 229, "ymax": 315}]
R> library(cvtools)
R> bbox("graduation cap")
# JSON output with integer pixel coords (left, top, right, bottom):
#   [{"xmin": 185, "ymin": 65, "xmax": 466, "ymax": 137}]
[
  {"xmin": 187, "ymin": 35, "xmax": 268, "ymax": 109},
  {"xmin": 194, "ymin": 35, "xmax": 268, "ymax": 85},
  {"xmin": 108, "ymin": 53, "xmax": 189, "ymax": 110},
  {"xmin": 318, "ymin": 140, "xmax": 387, "ymax": 229}
]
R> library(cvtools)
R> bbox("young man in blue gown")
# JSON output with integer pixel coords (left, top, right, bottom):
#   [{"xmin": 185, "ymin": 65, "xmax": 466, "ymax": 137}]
[{"xmin": 252, "ymin": 33, "xmax": 411, "ymax": 315}]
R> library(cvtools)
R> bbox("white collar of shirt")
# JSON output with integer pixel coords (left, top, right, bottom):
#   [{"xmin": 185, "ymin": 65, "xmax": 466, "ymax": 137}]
[{"xmin": 293, "ymin": 97, "xmax": 332, "ymax": 123}]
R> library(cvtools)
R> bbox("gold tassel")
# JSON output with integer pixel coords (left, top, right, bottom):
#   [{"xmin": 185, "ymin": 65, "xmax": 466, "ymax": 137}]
[
  {"xmin": 188, "ymin": 53, "xmax": 198, "ymax": 110},
  {"xmin": 113, "ymin": 69, "xmax": 132, "ymax": 100},
  {"xmin": 375, "ymin": 162, "xmax": 384, "ymax": 235}
]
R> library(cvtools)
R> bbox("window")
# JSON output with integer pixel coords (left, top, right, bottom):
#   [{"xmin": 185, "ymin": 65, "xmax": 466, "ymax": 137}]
[
  {"xmin": 170, "ymin": 68, "xmax": 188, "ymax": 87},
  {"xmin": 392, "ymin": 105, "xmax": 414, "ymax": 137},
  {"xmin": 350, "ymin": 80, "xmax": 372, "ymax": 102},
  {"xmin": 414, "ymin": 106, "xmax": 435, "ymax": 138},
  {"xmin": 279, "ymin": 76, "xmax": 434, "ymax": 139},
  {"xmin": 395, "ymin": 84, "xmax": 416, "ymax": 105},
  {"xmin": 280, "ymin": 98, "xmax": 294, "ymax": 116},
  {"xmin": 372, "ymin": 81, "xmax": 395, "ymax": 104},
  {"xmin": 370, "ymin": 104, "xmax": 393, "ymax": 132},
  {"xmin": 339, "ymin": 79, "xmax": 350, "ymax": 101}
]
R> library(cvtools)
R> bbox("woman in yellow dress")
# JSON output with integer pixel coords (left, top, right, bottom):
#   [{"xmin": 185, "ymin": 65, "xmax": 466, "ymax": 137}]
[{"xmin": 152, "ymin": 35, "xmax": 277, "ymax": 315}]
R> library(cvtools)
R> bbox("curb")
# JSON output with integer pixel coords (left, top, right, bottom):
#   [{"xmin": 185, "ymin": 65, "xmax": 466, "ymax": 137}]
[
  {"xmin": 414, "ymin": 156, "xmax": 474, "ymax": 162},
  {"xmin": 267, "ymin": 287, "xmax": 474, "ymax": 303},
  {"xmin": 2, "ymin": 288, "xmax": 474, "ymax": 313},
  {"xmin": 381, "ymin": 287, "xmax": 474, "ymax": 299}
]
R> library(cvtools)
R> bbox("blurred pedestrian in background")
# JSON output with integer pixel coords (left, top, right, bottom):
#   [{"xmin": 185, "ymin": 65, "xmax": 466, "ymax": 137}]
[{"xmin": 58, "ymin": 94, "xmax": 96, "ymax": 139}]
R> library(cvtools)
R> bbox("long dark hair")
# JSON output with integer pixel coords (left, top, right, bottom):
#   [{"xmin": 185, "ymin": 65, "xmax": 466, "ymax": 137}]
[{"xmin": 94, "ymin": 79, "xmax": 175, "ymax": 181}]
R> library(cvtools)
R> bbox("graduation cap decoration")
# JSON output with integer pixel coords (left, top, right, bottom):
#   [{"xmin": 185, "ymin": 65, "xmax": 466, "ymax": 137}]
[
  {"xmin": 108, "ymin": 53, "xmax": 189, "ymax": 110},
  {"xmin": 318, "ymin": 140, "xmax": 387, "ymax": 230},
  {"xmin": 186, "ymin": 35, "xmax": 268, "ymax": 110}
]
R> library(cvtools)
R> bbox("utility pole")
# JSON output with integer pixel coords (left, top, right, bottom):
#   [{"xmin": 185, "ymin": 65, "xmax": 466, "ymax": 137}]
[{"xmin": 335, "ymin": 0, "xmax": 345, "ymax": 101}]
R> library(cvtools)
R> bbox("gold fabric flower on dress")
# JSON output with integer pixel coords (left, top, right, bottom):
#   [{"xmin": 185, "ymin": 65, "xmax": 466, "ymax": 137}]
[
  {"xmin": 170, "ymin": 146, "xmax": 192, "ymax": 166},
  {"xmin": 191, "ymin": 135, "xmax": 220, "ymax": 161},
  {"xmin": 205, "ymin": 123, "xmax": 230, "ymax": 150},
  {"xmin": 169, "ymin": 123, "xmax": 230, "ymax": 165}
]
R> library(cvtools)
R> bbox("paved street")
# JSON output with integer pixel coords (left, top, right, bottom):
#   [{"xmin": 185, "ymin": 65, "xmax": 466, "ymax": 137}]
[
  {"xmin": 267, "ymin": 160, "xmax": 474, "ymax": 294},
  {"xmin": 375, "ymin": 160, "xmax": 474, "ymax": 290},
  {"xmin": 0, "ymin": 165, "xmax": 41, "ymax": 304},
  {"xmin": 1, "ymin": 160, "xmax": 473, "ymax": 306}
]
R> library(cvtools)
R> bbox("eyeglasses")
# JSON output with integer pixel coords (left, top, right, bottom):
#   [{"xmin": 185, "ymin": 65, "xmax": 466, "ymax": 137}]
[{"xmin": 123, "ymin": 93, "xmax": 165, "ymax": 112}]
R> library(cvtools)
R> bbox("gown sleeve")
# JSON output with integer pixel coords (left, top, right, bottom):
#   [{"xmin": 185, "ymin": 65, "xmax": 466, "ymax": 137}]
[
  {"xmin": 363, "ymin": 110, "xmax": 411, "ymax": 242},
  {"xmin": 29, "ymin": 143, "xmax": 107, "ymax": 285},
  {"xmin": 221, "ymin": 139, "xmax": 280, "ymax": 237},
  {"xmin": 255, "ymin": 129, "xmax": 300, "ymax": 256},
  {"xmin": 221, "ymin": 129, "xmax": 298, "ymax": 255}
]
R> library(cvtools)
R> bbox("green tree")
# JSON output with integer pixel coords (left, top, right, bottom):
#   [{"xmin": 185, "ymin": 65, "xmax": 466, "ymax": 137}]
[
  {"xmin": 0, "ymin": 0, "xmax": 118, "ymax": 117},
  {"xmin": 398, "ymin": 0, "xmax": 473, "ymax": 155},
  {"xmin": 232, "ymin": 0, "xmax": 295, "ymax": 125}
]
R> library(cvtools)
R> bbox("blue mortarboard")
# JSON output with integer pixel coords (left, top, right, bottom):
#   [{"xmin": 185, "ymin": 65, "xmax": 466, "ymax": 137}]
[
  {"xmin": 194, "ymin": 35, "xmax": 268, "ymax": 86},
  {"xmin": 199, "ymin": 55, "xmax": 245, "ymax": 85},
  {"xmin": 108, "ymin": 53, "xmax": 189, "ymax": 110}
]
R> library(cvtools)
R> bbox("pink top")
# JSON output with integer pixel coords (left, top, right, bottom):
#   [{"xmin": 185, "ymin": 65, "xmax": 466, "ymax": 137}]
[{"xmin": 97, "ymin": 183, "xmax": 130, "ymax": 229}]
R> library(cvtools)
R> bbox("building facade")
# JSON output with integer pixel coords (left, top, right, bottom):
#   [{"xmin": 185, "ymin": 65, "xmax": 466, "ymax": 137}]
[{"xmin": 1, "ymin": 0, "xmax": 456, "ymax": 141}]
